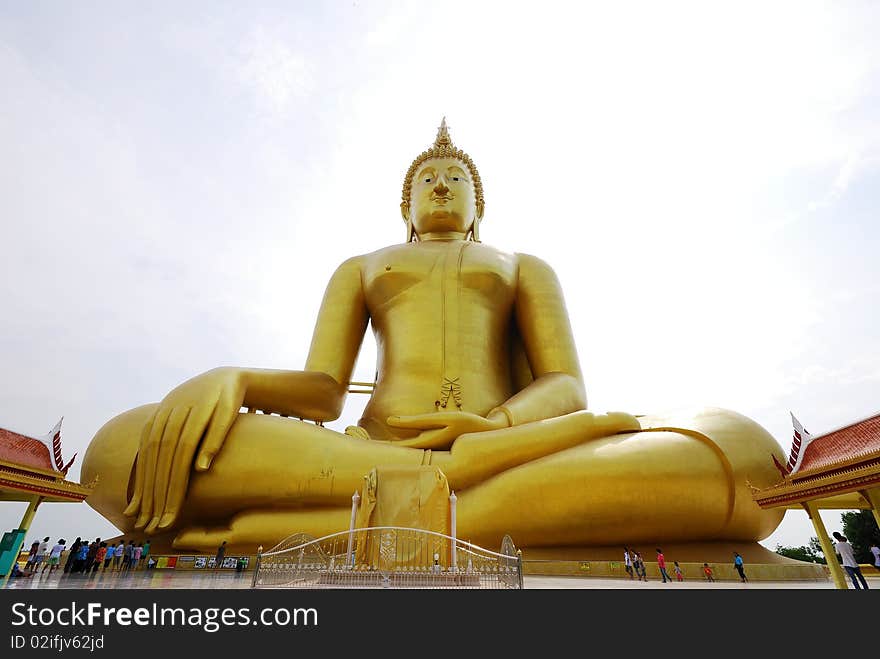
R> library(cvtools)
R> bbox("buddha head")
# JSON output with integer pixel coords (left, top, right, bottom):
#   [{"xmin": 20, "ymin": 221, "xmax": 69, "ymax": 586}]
[{"xmin": 400, "ymin": 118, "xmax": 485, "ymax": 242}]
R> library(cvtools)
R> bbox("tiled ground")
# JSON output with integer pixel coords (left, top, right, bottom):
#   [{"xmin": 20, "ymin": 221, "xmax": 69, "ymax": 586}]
[{"xmin": 5, "ymin": 568, "xmax": 874, "ymax": 589}]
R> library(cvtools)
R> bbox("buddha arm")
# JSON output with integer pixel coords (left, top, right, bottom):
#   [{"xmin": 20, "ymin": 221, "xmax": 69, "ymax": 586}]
[
  {"xmin": 240, "ymin": 369, "xmax": 347, "ymax": 421},
  {"xmin": 253, "ymin": 256, "xmax": 369, "ymax": 420},
  {"xmin": 489, "ymin": 253, "xmax": 587, "ymax": 427},
  {"xmin": 237, "ymin": 256, "xmax": 369, "ymax": 421},
  {"xmin": 488, "ymin": 372, "xmax": 586, "ymax": 427}
]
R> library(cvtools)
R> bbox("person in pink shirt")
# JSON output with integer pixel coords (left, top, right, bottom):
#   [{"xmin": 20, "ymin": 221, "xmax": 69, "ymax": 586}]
[{"xmin": 131, "ymin": 543, "xmax": 143, "ymax": 570}]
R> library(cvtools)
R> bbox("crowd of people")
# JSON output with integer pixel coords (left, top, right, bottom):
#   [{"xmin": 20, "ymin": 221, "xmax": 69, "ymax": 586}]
[
  {"xmin": 622, "ymin": 533, "xmax": 880, "ymax": 587},
  {"xmin": 621, "ymin": 546, "xmax": 747, "ymax": 584},
  {"xmin": 17, "ymin": 536, "xmax": 152, "ymax": 578},
  {"xmin": 11, "ymin": 531, "xmax": 878, "ymax": 586}
]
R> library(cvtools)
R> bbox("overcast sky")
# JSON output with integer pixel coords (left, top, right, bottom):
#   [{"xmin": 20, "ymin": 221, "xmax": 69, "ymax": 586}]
[{"xmin": 1, "ymin": 1, "xmax": 878, "ymax": 555}]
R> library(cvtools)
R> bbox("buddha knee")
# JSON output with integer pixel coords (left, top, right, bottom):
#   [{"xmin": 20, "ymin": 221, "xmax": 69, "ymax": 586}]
[
  {"xmin": 638, "ymin": 407, "xmax": 786, "ymax": 538},
  {"xmin": 82, "ymin": 403, "xmax": 157, "ymax": 529}
]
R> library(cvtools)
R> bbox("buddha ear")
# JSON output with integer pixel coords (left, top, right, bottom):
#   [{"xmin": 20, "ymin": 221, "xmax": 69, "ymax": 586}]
[
  {"xmin": 400, "ymin": 201, "xmax": 415, "ymax": 242},
  {"xmin": 468, "ymin": 199, "xmax": 484, "ymax": 242},
  {"xmin": 469, "ymin": 219, "xmax": 480, "ymax": 242}
]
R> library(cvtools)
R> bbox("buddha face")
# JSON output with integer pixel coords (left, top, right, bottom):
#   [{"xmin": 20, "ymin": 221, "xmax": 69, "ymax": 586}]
[{"xmin": 409, "ymin": 157, "xmax": 477, "ymax": 237}]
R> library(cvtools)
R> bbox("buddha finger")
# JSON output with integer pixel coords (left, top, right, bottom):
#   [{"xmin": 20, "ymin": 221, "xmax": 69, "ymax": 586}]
[
  {"xmin": 433, "ymin": 426, "xmax": 461, "ymax": 447},
  {"xmin": 195, "ymin": 389, "xmax": 244, "ymax": 471},
  {"xmin": 122, "ymin": 415, "xmax": 154, "ymax": 518},
  {"xmin": 395, "ymin": 427, "xmax": 458, "ymax": 450},
  {"xmin": 145, "ymin": 406, "xmax": 191, "ymax": 534},
  {"xmin": 386, "ymin": 414, "xmax": 448, "ymax": 430},
  {"xmin": 173, "ymin": 524, "xmax": 228, "ymax": 550},
  {"xmin": 158, "ymin": 400, "xmax": 217, "ymax": 530},
  {"xmin": 598, "ymin": 411, "xmax": 641, "ymax": 433},
  {"xmin": 134, "ymin": 407, "xmax": 171, "ymax": 529}
]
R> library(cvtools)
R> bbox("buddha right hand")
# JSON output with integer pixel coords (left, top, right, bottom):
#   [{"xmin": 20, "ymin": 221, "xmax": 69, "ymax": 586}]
[{"xmin": 123, "ymin": 367, "xmax": 246, "ymax": 534}]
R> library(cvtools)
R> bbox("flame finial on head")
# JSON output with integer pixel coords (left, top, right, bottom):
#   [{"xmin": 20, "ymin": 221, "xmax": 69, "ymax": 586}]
[{"xmin": 434, "ymin": 117, "xmax": 453, "ymax": 148}]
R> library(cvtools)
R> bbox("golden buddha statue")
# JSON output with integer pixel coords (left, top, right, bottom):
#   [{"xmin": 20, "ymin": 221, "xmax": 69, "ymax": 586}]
[{"xmin": 82, "ymin": 120, "xmax": 785, "ymax": 555}]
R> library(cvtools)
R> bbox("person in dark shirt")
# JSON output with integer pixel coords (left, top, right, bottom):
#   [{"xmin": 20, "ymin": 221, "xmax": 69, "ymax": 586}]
[
  {"xmin": 64, "ymin": 537, "xmax": 82, "ymax": 574},
  {"xmin": 84, "ymin": 538, "xmax": 101, "ymax": 573}
]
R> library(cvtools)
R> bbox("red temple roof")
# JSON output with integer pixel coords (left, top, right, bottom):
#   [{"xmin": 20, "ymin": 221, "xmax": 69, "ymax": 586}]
[
  {"xmin": 0, "ymin": 427, "xmax": 54, "ymax": 472},
  {"xmin": 794, "ymin": 412, "xmax": 880, "ymax": 475}
]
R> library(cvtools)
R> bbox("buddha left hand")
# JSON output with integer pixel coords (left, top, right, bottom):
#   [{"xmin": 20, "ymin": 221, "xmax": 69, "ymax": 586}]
[{"xmin": 387, "ymin": 411, "xmax": 508, "ymax": 449}]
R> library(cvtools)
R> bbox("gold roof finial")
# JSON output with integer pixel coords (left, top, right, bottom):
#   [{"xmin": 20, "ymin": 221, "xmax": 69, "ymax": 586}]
[{"xmin": 434, "ymin": 117, "xmax": 453, "ymax": 148}]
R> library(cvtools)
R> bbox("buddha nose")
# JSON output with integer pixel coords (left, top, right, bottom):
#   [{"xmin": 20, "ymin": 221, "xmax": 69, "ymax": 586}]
[{"xmin": 433, "ymin": 176, "xmax": 449, "ymax": 195}]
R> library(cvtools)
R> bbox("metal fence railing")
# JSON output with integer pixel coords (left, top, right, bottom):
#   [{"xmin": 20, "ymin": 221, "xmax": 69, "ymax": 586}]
[{"xmin": 252, "ymin": 527, "xmax": 522, "ymax": 589}]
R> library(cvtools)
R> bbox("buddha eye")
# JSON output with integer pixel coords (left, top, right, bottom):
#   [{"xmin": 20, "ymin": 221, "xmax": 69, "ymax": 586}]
[
  {"xmin": 452, "ymin": 176, "xmax": 460, "ymax": 181},
  {"xmin": 424, "ymin": 177, "xmax": 432, "ymax": 183}
]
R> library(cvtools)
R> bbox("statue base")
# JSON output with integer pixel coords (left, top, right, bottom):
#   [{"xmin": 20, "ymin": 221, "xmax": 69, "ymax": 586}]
[
  {"xmin": 353, "ymin": 464, "xmax": 451, "ymax": 570},
  {"xmin": 520, "ymin": 541, "xmax": 828, "ymax": 581}
]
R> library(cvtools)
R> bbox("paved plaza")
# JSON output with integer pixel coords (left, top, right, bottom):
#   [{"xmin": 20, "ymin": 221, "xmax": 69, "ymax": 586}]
[{"xmin": 4, "ymin": 568, "xmax": 875, "ymax": 589}]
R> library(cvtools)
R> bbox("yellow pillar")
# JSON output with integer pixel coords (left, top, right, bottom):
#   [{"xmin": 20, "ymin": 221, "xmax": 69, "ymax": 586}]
[
  {"xmin": 19, "ymin": 495, "xmax": 43, "ymax": 530},
  {"xmin": 858, "ymin": 488, "xmax": 880, "ymax": 532},
  {"xmin": 0, "ymin": 495, "xmax": 43, "ymax": 587},
  {"xmin": 801, "ymin": 501, "xmax": 846, "ymax": 590},
  {"xmin": 13, "ymin": 495, "xmax": 44, "ymax": 566}
]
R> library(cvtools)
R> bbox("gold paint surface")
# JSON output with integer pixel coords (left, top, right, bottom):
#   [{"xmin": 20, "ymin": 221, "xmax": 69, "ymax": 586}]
[
  {"xmin": 354, "ymin": 465, "xmax": 450, "ymax": 568},
  {"xmin": 82, "ymin": 122, "xmax": 785, "ymax": 553}
]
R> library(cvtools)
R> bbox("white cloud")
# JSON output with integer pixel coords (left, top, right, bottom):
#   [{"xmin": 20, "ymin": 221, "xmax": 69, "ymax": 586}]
[{"xmin": 234, "ymin": 26, "xmax": 314, "ymax": 114}]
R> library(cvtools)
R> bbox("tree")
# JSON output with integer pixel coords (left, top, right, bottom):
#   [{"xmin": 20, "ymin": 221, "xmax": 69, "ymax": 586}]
[
  {"xmin": 840, "ymin": 510, "xmax": 880, "ymax": 564},
  {"xmin": 775, "ymin": 538, "xmax": 826, "ymax": 564}
]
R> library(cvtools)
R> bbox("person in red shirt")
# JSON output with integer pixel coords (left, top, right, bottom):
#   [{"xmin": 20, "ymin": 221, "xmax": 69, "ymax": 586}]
[
  {"xmin": 656, "ymin": 548, "xmax": 672, "ymax": 583},
  {"xmin": 703, "ymin": 563, "xmax": 715, "ymax": 582},
  {"xmin": 94, "ymin": 543, "xmax": 108, "ymax": 573}
]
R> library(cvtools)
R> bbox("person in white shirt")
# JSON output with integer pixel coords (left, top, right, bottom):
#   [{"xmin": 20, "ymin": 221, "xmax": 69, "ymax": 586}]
[
  {"xmin": 43, "ymin": 539, "xmax": 66, "ymax": 575},
  {"xmin": 32, "ymin": 537, "xmax": 50, "ymax": 569},
  {"xmin": 870, "ymin": 541, "xmax": 880, "ymax": 572},
  {"xmin": 623, "ymin": 547, "xmax": 634, "ymax": 580},
  {"xmin": 832, "ymin": 532, "xmax": 869, "ymax": 589}
]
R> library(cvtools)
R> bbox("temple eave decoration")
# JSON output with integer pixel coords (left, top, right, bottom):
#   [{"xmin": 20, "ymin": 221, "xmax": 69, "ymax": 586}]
[
  {"xmin": 754, "ymin": 411, "xmax": 880, "ymax": 510},
  {"xmin": 0, "ymin": 466, "xmax": 94, "ymax": 502},
  {"xmin": 0, "ymin": 421, "xmax": 94, "ymax": 502},
  {"xmin": 752, "ymin": 411, "xmax": 880, "ymax": 590}
]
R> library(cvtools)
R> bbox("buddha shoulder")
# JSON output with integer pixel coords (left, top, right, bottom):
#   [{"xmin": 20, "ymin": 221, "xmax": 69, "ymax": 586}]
[
  {"xmin": 512, "ymin": 252, "xmax": 560, "ymax": 281},
  {"xmin": 332, "ymin": 246, "xmax": 558, "ymax": 290},
  {"xmin": 355, "ymin": 242, "xmax": 511, "ymax": 272}
]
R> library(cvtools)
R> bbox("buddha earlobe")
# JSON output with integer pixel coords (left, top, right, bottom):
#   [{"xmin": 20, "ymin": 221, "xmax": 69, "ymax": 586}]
[
  {"xmin": 469, "ymin": 200, "xmax": 484, "ymax": 242},
  {"xmin": 469, "ymin": 218, "xmax": 481, "ymax": 243},
  {"xmin": 400, "ymin": 201, "xmax": 415, "ymax": 243}
]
